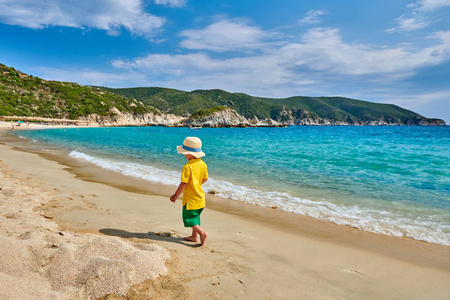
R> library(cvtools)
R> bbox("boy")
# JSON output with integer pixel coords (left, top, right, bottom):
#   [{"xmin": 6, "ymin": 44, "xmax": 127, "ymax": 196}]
[{"xmin": 170, "ymin": 137, "xmax": 208, "ymax": 246}]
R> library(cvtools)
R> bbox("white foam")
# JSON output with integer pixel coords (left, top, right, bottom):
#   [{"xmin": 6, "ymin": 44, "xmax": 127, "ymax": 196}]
[
  {"xmin": 70, "ymin": 151, "xmax": 180, "ymax": 186},
  {"xmin": 69, "ymin": 151, "xmax": 450, "ymax": 246}
]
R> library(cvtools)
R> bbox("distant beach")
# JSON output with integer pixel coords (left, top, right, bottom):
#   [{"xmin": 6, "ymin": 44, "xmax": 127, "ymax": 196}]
[{"xmin": 1, "ymin": 121, "xmax": 449, "ymax": 299}]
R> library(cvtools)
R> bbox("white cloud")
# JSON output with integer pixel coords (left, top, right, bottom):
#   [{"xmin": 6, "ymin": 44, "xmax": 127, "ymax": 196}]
[
  {"xmin": 416, "ymin": 0, "xmax": 450, "ymax": 11},
  {"xmin": 385, "ymin": 90, "xmax": 450, "ymax": 108},
  {"xmin": 111, "ymin": 27, "xmax": 450, "ymax": 96},
  {"xmin": 154, "ymin": 0, "xmax": 186, "ymax": 8},
  {"xmin": 276, "ymin": 28, "xmax": 450, "ymax": 76},
  {"xmin": 388, "ymin": 0, "xmax": 450, "ymax": 32},
  {"xmin": 111, "ymin": 51, "xmax": 306, "ymax": 96},
  {"xmin": 386, "ymin": 15, "xmax": 429, "ymax": 32},
  {"xmin": 36, "ymin": 67, "xmax": 147, "ymax": 87},
  {"xmin": 0, "ymin": 0, "xmax": 165, "ymax": 37},
  {"xmin": 179, "ymin": 20, "xmax": 269, "ymax": 52},
  {"xmin": 298, "ymin": 10, "xmax": 327, "ymax": 24},
  {"xmin": 112, "ymin": 52, "xmax": 290, "ymax": 84}
]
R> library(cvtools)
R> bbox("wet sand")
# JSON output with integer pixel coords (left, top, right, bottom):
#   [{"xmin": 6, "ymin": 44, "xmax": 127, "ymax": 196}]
[{"xmin": 1, "ymin": 122, "xmax": 449, "ymax": 299}]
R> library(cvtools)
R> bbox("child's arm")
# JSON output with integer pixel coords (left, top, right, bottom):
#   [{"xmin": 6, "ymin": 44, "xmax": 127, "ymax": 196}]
[{"xmin": 170, "ymin": 182, "xmax": 187, "ymax": 202}]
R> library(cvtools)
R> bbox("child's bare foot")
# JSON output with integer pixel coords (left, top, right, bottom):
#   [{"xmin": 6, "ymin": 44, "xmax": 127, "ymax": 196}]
[
  {"xmin": 200, "ymin": 232, "xmax": 208, "ymax": 246},
  {"xmin": 184, "ymin": 236, "xmax": 198, "ymax": 242}
]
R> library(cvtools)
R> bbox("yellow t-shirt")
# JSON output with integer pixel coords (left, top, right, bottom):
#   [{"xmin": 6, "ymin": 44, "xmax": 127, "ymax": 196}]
[{"xmin": 181, "ymin": 158, "xmax": 208, "ymax": 210}]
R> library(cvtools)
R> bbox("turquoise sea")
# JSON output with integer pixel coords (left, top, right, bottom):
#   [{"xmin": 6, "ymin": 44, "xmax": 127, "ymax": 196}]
[{"xmin": 16, "ymin": 126, "xmax": 450, "ymax": 246}]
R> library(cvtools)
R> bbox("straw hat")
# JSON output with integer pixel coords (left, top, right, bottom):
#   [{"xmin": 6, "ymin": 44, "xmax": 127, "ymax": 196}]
[{"xmin": 177, "ymin": 137, "xmax": 205, "ymax": 158}]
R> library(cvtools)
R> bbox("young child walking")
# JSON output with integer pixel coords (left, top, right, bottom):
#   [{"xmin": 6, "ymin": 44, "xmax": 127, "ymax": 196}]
[{"xmin": 170, "ymin": 137, "xmax": 209, "ymax": 246}]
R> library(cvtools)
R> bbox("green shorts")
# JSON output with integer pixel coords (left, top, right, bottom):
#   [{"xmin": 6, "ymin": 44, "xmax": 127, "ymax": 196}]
[{"xmin": 182, "ymin": 205, "xmax": 204, "ymax": 227}]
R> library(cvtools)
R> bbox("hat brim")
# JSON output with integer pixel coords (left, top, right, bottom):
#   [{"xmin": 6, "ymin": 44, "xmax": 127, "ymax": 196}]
[{"xmin": 177, "ymin": 145, "xmax": 205, "ymax": 158}]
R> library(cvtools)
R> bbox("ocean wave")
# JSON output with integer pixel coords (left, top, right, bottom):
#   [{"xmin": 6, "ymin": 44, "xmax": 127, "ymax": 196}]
[
  {"xmin": 69, "ymin": 151, "xmax": 181, "ymax": 186},
  {"xmin": 69, "ymin": 150, "xmax": 450, "ymax": 246},
  {"xmin": 17, "ymin": 135, "xmax": 37, "ymax": 142}
]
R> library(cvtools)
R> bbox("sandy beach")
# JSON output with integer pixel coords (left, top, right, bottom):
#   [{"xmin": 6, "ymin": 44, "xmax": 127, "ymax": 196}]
[{"xmin": 1, "ymin": 121, "xmax": 449, "ymax": 299}]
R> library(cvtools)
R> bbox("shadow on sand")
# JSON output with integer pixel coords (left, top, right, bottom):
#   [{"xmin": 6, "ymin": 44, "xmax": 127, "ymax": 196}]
[{"xmin": 99, "ymin": 228, "xmax": 201, "ymax": 248}]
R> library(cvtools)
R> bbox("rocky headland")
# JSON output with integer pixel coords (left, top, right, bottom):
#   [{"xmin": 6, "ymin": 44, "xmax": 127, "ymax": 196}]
[{"xmin": 78, "ymin": 107, "xmax": 446, "ymax": 127}]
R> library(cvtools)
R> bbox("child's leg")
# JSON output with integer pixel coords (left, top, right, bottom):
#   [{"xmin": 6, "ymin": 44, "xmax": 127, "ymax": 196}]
[
  {"xmin": 184, "ymin": 229, "xmax": 198, "ymax": 242},
  {"xmin": 192, "ymin": 225, "xmax": 208, "ymax": 246}
]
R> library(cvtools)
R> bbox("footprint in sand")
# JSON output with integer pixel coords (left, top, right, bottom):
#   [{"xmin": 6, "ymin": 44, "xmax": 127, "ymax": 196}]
[
  {"xmin": 341, "ymin": 269, "xmax": 370, "ymax": 281},
  {"xmin": 152, "ymin": 231, "xmax": 179, "ymax": 237},
  {"xmin": 234, "ymin": 231, "xmax": 255, "ymax": 239}
]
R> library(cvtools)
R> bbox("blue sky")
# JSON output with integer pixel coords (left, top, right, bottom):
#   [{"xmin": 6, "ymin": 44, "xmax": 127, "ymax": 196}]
[{"xmin": 1, "ymin": 0, "xmax": 449, "ymax": 122}]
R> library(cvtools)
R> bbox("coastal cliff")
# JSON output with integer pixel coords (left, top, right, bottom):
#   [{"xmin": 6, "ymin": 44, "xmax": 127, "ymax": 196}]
[
  {"xmin": 180, "ymin": 107, "xmax": 284, "ymax": 127},
  {"xmin": 79, "ymin": 108, "xmax": 183, "ymax": 127},
  {"xmin": 78, "ymin": 107, "xmax": 445, "ymax": 127},
  {"xmin": 284, "ymin": 108, "xmax": 446, "ymax": 126},
  {"xmin": 78, "ymin": 108, "xmax": 281, "ymax": 127},
  {"xmin": 181, "ymin": 108, "xmax": 446, "ymax": 127}
]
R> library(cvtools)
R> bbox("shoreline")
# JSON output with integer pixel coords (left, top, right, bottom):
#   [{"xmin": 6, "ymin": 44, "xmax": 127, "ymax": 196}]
[
  {"xmin": 2, "ymin": 120, "xmax": 447, "ymax": 129},
  {"xmin": 1, "ymin": 124, "xmax": 450, "ymax": 299},
  {"xmin": 12, "ymin": 123, "xmax": 450, "ymax": 247}
]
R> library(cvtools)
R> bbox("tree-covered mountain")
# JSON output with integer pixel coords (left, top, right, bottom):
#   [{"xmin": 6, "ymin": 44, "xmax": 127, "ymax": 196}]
[
  {"xmin": 0, "ymin": 63, "xmax": 445, "ymax": 126},
  {"xmin": 0, "ymin": 63, "xmax": 155, "ymax": 119},
  {"xmin": 100, "ymin": 86, "xmax": 445, "ymax": 125},
  {"xmin": 261, "ymin": 96, "xmax": 427, "ymax": 125},
  {"xmin": 99, "ymin": 87, "xmax": 277, "ymax": 119}
]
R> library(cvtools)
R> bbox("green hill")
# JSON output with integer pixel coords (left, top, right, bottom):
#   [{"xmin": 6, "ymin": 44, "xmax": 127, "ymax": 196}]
[
  {"xmin": 0, "ymin": 63, "xmax": 156, "ymax": 119},
  {"xmin": 101, "ymin": 86, "xmax": 440, "ymax": 125},
  {"xmin": 262, "ymin": 96, "xmax": 424, "ymax": 125},
  {"xmin": 100, "ymin": 87, "xmax": 278, "ymax": 119}
]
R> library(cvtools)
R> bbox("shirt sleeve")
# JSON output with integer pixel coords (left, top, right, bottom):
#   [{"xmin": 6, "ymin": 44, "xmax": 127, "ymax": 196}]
[{"xmin": 181, "ymin": 165, "xmax": 191, "ymax": 183}]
